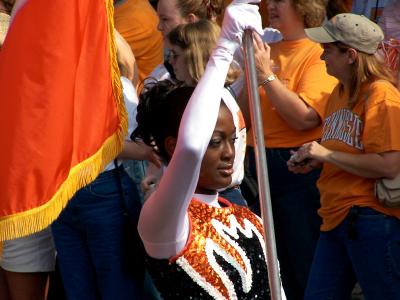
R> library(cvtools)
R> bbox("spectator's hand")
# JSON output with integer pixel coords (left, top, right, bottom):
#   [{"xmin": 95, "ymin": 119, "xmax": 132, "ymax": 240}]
[
  {"xmin": 297, "ymin": 141, "xmax": 332, "ymax": 161},
  {"xmin": 141, "ymin": 174, "xmax": 158, "ymax": 194},
  {"xmin": 146, "ymin": 147, "xmax": 163, "ymax": 168},
  {"xmin": 119, "ymin": 140, "xmax": 162, "ymax": 167},
  {"xmin": 218, "ymin": 0, "xmax": 263, "ymax": 54},
  {"xmin": 141, "ymin": 162, "xmax": 163, "ymax": 199},
  {"xmin": 253, "ymin": 32, "xmax": 275, "ymax": 84},
  {"xmin": 133, "ymin": 140, "xmax": 163, "ymax": 168},
  {"xmin": 287, "ymin": 141, "xmax": 328, "ymax": 173},
  {"xmin": 287, "ymin": 154, "xmax": 322, "ymax": 174}
]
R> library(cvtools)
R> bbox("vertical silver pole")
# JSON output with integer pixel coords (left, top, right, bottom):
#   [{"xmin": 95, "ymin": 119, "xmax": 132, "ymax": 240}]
[{"xmin": 242, "ymin": 29, "xmax": 282, "ymax": 300}]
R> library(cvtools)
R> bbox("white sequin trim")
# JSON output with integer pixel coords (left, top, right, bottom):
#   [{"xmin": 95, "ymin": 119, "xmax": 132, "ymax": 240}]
[
  {"xmin": 210, "ymin": 215, "xmax": 267, "ymax": 295},
  {"xmin": 176, "ymin": 256, "xmax": 225, "ymax": 299},
  {"xmin": 205, "ymin": 239, "xmax": 239, "ymax": 299},
  {"xmin": 175, "ymin": 215, "xmax": 267, "ymax": 300},
  {"xmin": 212, "ymin": 215, "xmax": 266, "ymax": 258}
]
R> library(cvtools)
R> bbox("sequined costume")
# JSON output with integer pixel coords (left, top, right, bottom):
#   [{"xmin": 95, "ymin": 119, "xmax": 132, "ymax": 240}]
[
  {"xmin": 147, "ymin": 197, "xmax": 270, "ymax": 300},
  {"xmin": 136, "ymin": 3, "xmax": 271, "ymax": 299}
]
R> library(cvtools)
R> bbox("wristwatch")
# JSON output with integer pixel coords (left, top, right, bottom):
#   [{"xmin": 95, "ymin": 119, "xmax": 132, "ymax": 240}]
[{"xmin": 260, "ymin": 74, "xmax": 276, "ymax": 86}]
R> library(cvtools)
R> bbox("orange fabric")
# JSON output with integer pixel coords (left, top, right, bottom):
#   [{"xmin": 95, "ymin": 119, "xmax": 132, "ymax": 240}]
[
  {"xmin": 171, "ymin": 198, "xmax": 265, "ymax": 298},
  {"xmin": 0, "ymin": 0, "xmax": 124, "ymax": 239},
  {"xmin": 247, "ymin": 39, "xmax": 337, "ymax": 148},
  {"xmin": 318, "ymin": 81, "xmax": 400, "ymax": 231},
  {"xmin": 114, "ymin": 0, "xmax": 163, "ymax": 84}
]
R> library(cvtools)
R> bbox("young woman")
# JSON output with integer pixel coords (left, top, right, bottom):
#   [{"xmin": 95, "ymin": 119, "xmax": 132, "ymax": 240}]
[
  {"xmin": 131, "ymin": 2, "xmax": 273, "ymax": 299},
  {"xmin": 164, "ymin": 19, "xmax": 246, "ymax": 207},
  {"xmin": 156, "ymin": 0, "xmax": 223, "ymax": 39},
  {"xmin": 289, "ymin": 13, "xmax": 400, "ymax": 299},
  {"xmin": 142, "ymin": 20, "xmax": 247, "ymax": 206},
  {"xmin": 142, "ymin": 0, "xmax": 226, "ymax": 198},
  {"xmin": 245, "ymin": 1, "xmax": 338, "ymax": 298}
]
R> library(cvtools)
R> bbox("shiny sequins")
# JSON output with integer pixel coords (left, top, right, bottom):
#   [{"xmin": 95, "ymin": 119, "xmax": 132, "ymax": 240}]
[{"xmin": 146, "ymin": 198, "xmax": 271, "ymax": 299}]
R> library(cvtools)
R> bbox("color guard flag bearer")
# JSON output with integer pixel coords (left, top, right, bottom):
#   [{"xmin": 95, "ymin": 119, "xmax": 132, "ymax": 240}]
[{"xmin": 0, "ymin": 0, "xmax": 127, "ymax": 241}]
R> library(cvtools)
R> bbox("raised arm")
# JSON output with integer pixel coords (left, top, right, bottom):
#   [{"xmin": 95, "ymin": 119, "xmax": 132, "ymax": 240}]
[
  {"xmin": 138, "ymin": 0, "xmax": 263, "ymax": 259},
  {"xmin": 252, "ymin": 33, "xmax": 322, "ymax": 131}
]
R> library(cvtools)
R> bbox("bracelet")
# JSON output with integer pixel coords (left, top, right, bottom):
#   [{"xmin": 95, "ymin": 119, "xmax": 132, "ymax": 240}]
[{"xmin": 260, "ymin": 74, "xmax": 276, "ymax": 86}]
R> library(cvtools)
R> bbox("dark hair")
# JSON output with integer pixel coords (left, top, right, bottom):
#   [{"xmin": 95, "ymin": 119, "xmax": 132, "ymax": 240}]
[
  {"xmin": 177, "ymin": 0, "xmax": 224, "ymax": 21},
  {"xmin": 325, "ymin": 0, "xmax": 351, "ymax": 19},
  {"xmin": 1, "ymin": 0, "xmax": 14, "ymax": 14},
  {"xmin": 132, "ymin": 80, "xmax": 195, "ymax": 162}
]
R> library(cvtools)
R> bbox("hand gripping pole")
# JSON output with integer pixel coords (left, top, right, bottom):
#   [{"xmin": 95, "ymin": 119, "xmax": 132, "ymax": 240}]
[{"xmin": 242, "ymin": 29, "xmax": 282, "ymax": 300}]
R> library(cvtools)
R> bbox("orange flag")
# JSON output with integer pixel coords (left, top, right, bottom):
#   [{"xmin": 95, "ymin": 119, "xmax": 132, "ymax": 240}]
[{"xmin": 0, "ymin": 0, "xmax": 127, "ymax": 241}]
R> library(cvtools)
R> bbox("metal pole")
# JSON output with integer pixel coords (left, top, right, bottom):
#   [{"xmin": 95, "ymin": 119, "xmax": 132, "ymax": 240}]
[{"xmin": 242, "ymin": 29, "xmax": 282, "ymax": 300}]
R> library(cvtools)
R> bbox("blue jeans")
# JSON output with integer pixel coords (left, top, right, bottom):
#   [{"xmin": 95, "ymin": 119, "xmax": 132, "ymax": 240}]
[
  {"xmin": 305, "ymin": 207, "xmax": 400, "ymax": 300},
  {"xmin": 52, "ymin": 167, "xmax": 144, "ymax": 300},
  {"xmin": 247, "ymin": 147, "xmax": 322, "ymax": 300},
  {"xmin": 123, "ymin": 160, "xmax": 164, "ymax": 300},
  {"xmin": 123, "ymin": 160, "xmax": 147, "ymax": 203},
  {"xmin": 220, "ymin": 186, "xmax": 248, "ymax": 207}
]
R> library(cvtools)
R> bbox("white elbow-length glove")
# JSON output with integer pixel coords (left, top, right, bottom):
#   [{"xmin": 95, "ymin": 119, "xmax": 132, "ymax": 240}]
[{"xmin": 218, "ymin": 0, "xmax": 264, "ymax": 55}]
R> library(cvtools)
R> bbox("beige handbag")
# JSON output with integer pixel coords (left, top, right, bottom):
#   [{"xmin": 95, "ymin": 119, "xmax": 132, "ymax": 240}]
[{"xmin": 375, "ymin": 174, "xmax": 400, "ymax": 208}]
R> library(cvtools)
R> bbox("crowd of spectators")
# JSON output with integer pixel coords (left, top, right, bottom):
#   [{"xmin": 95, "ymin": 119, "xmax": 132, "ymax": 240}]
[{"xmin": 1, "ymin": 0, "xmax": 399, "ymax": 299}]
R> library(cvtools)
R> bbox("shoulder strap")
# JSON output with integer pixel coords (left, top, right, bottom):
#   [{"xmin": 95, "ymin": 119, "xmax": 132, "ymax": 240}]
[{"xmin": 225, "ymin": 84, "xmax": 237, "ymax": 101}]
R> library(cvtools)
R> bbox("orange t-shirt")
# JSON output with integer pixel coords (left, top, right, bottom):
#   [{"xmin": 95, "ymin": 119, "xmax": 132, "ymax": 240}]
[
  {"xmin": 248, "ymin": 39, "xmax": 337, "ymax": 148},
  {"xmin": 318, "ymin": 80, "xmax": 400, "ymax": 231},
  {"xmin": 114, "ymin": 0, "xmax": 163, "ymax": 83}
]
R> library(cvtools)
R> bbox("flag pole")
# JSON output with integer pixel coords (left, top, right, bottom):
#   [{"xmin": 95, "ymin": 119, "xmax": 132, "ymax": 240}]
[{"xmin": 242, "ymin": 29, "xmax": 282, "ymax": 300}]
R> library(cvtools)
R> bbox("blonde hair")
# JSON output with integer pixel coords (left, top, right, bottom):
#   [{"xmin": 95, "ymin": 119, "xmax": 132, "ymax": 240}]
[
  {"xmin": 334, "ymin": 42, "xmax": 396, "ymax": 107},
  {"xmin": 168, "ymin": 19, "xmax": 239, "ymax": 85},
  {"xmin": 292, "ymin": 0, "xmax": 326, "ymax": 28}
]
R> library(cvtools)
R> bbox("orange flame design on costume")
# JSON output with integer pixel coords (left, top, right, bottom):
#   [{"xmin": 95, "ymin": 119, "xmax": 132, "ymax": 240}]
[{"xmin": 170, "ymin": 198, "xmax": 265, "ymax": 299}]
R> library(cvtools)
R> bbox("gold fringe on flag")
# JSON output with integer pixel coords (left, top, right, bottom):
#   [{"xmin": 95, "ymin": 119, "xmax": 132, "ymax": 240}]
[{"xmin": 0, "ymin": 0, "xmax": 127, "ymax": 243}]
